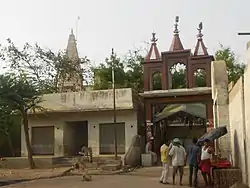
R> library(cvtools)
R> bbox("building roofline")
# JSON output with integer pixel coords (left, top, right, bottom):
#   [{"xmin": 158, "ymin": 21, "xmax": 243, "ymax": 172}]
[
  {"xmin": 28, "ymin": 107, "xmax": 135, "ymax": 115},
  {"xmin": 140, "ymin": 87, "xmax": 212, "ymax": 98}
]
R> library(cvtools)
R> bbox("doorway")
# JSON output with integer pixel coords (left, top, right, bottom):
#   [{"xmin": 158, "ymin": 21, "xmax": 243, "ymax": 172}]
[
  {"xmin": 99, "ymin": 123, "xmax": 125, "ymax": 155},
  {"xmin": 64, "ymin": 121, "xmax": 88, "ymax": 156},
  {"xmin": 32, "ymin": 126, "xmax": 55, "ymax": 155}
]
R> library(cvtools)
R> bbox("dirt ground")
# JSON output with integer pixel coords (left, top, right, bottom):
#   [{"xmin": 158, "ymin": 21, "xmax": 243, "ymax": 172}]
[
  {"xmin": 1, "ymin": 166, "xmax": 207, "ymax": 188},
  {"xmin": 0, "ymin": 167, "xmax": 70, "ymax": 181},
  {"xmin": 3, "ymin": 175, "xmax": 198, "ymax": 188}
]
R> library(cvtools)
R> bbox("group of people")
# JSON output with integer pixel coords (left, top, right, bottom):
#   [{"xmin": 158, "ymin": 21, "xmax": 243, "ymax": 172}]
[{"xmin": 159, "ymin": 137, "xmax": 213, "ymax": 187}]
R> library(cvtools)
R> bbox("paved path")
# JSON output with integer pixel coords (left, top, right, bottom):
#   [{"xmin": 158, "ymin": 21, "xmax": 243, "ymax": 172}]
[{"xmin": 3, "ymin": 175, "xmax": 194, "ymax": 188}]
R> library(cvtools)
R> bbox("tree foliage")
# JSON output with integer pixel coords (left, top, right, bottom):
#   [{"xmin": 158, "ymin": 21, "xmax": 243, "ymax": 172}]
[
  {"xmin": 194, "ymin": 69, "xmax": 206, "ymax": 87},
  {"xmin": 152, "ymin": 72, "xmax": 162, "ymax": 90},
  {"xmin": 123, "ymin": 50, "xmax": 144, "ymax": 92},
  {"xmin": 215, "ymin": 44, "xmax": 245, "ymax": 83},
  {"xmin": 0, "ymin": 109, "xmax": 21, "ymax": 157},
  {"xmin": 93, "ymin": 50, "xmax": 144, "ymax": 92},
  {"xmin": 93, "ymin": 54, "xmax": 127, "ymax": 90},
  {"xmin": 170, "ymin": 64, "xmax": 187, "ymax": 89},
  {"xmin": 0, "ymin": 73, "xmax": 43, "ymax": 168},
  {"xmin": 0, "ymin": 100, "xmax": 16, "ymax": 156}
]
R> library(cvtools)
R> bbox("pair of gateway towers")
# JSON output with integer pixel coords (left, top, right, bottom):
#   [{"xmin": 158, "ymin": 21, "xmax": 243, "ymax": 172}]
[{"xmin": 143, "ymin": 16, "xmax": 214, "ymax": 91}]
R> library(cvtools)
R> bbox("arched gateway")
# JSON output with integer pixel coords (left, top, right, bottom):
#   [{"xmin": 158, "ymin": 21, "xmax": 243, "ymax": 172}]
[{"xmin": 140, "ymin": 17, "xmax": 214, "ymax": 152}]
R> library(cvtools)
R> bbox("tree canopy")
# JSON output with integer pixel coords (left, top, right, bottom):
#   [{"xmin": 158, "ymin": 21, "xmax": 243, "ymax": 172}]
[
  {"xmin": 0, "ymin": 73, "xmax": 42, "ymax": 168},
  {"xmin": 215, "ymin": 44, "xmax": 245, "ymax": 83},
  {"xmin": 93, "ymin": 50, "xmax": 144, "ymax": 92}
]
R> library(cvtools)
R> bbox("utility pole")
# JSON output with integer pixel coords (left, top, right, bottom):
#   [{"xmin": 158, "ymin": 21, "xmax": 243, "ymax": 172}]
[{"xmin": 111, "ymin": 48, "xmax": 118, "ymax": 159}]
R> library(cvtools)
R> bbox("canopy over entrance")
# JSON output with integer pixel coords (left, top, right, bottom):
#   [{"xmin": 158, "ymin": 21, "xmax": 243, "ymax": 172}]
[{"xmin": 154, "ymin": 103, "xmax": 206, "ymax": 123}]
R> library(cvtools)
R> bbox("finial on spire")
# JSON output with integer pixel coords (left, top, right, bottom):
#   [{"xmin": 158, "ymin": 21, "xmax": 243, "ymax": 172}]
[
  {"xmin": 71, "ymin": 28, "xmax": 74, "ymax": 35},
  {"xmin": 197, "ymin": 22, "xmax": 203, "ymax": 39},
  {"xmin": 194, "ymin": 22, "xmax": 208, "ymax": 56},
  {"xmin": 145, "ymin": 32, "xmax": 160, "ymax": 60},
  {"xmin": 173, "ymin": 16, "xmax": 180, "ymax": 35},
  {"xmin": 151, "ymin": 32, "xmax": 158, "ymax": 43},
  {"xmin": 169, "ymin": 16, "xmax": 184, "ymax": 51}
]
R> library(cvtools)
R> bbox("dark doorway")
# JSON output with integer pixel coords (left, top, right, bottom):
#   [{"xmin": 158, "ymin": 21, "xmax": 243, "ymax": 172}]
[
  {"xmin": 99, "ymin": 123, "xmax": 125, "ymax": 155},
  {"xmin": 32, "ymin": 126, "xmax": 55, "ymax": 155},
  {"xmin": 64, "ymin": 121, "xmax": 88, "ymax": 156}
]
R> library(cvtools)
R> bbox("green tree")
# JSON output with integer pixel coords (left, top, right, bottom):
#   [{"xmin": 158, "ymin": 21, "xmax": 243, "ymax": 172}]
[
  {"xmin": 151, "ymin": 72, "xmax": 162, "ymax": 90},
  {"xmin": 0, "ymin": 105, "xmax": 21, "ymax": 157},
  {"xmin": 123, "ymin": 50, "xmax": 144, "ymax": 92},
  {"xmin": 0, "ymin": 74, "xmax": 42, "ymax": 168},
  {"xmin": 0, "ymin": 113, "xmax": 21, "ymax": 157},
  {"xmin": 0, "ymin": 102, "xmax": 15, "ymax": 156},
  {"xmin": 215, "ymin": 44, "xmax": 245, "ymax": 83},
  {"xmin": 170, "ymin": 65, "xmax": 187, "ymax": 89},
  {"xmin": 93, "ymin": 53, "xmax": 127, "ymax": 90},
  {"xmin": 92, "ymin": 50, "xmax": 145, "ymax": 92},
  {"xmin": 194, "ymin": 69, "xmax": 206, "ymax": 87}
]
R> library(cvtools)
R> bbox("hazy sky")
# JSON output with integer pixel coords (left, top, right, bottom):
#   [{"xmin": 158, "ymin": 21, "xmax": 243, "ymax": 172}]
[{"xmin": 0, "ymin": 0, "xmax": 250, "ymax": 65}]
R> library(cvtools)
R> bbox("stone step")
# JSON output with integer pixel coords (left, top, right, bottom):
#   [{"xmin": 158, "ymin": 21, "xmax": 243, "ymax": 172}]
[
  {"xmin": 100, "ymin": 163, "xmax": 121, "ymax": 171},
  {"xmin": 53, "ymin": 158, "xmax": 76, "ymax": 165},
  {"xmin": 52, "ymin": 156, "xmax": 122, "ymax": 171},
  {"xmin": 53, "ymin": 156, "xmax": 121, "ymax": 163}
]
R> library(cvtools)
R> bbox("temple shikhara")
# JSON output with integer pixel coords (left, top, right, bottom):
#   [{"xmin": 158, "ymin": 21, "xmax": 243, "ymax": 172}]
[
  {"xmin": 140, "ymin": 16, "xmax": 215, "ymax": 151},
  {"xmin": 58, "ymin": 29, "xmax": 83, "ymax": 93}
]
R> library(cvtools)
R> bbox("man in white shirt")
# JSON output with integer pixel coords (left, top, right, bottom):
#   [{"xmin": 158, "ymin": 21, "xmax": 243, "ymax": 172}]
[{"xmin": 169, "ymin": 138, "xmax": 186, "ymax": 186}]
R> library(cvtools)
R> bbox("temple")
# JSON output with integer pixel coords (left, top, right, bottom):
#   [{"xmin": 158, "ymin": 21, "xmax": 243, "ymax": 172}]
[
  {"xmin": 21, "ymin": 29, "xmax": 141, "ymax": 158},
  {"xmin": 58, "ymin": 29, "xmax": 83, "ymax": 92},
  {"xmin": 140, "ymin": 16, "xmax": 214, "ymax": 151}
]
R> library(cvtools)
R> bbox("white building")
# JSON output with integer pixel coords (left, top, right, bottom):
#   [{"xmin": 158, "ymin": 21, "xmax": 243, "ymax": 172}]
[
  {"xmin": 21, "ymin": 88, "xmax": 142, "ymax": 157},
  {"xmin": 21, "ymin": 30, "xmax": 142, "ymax": 157}
]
